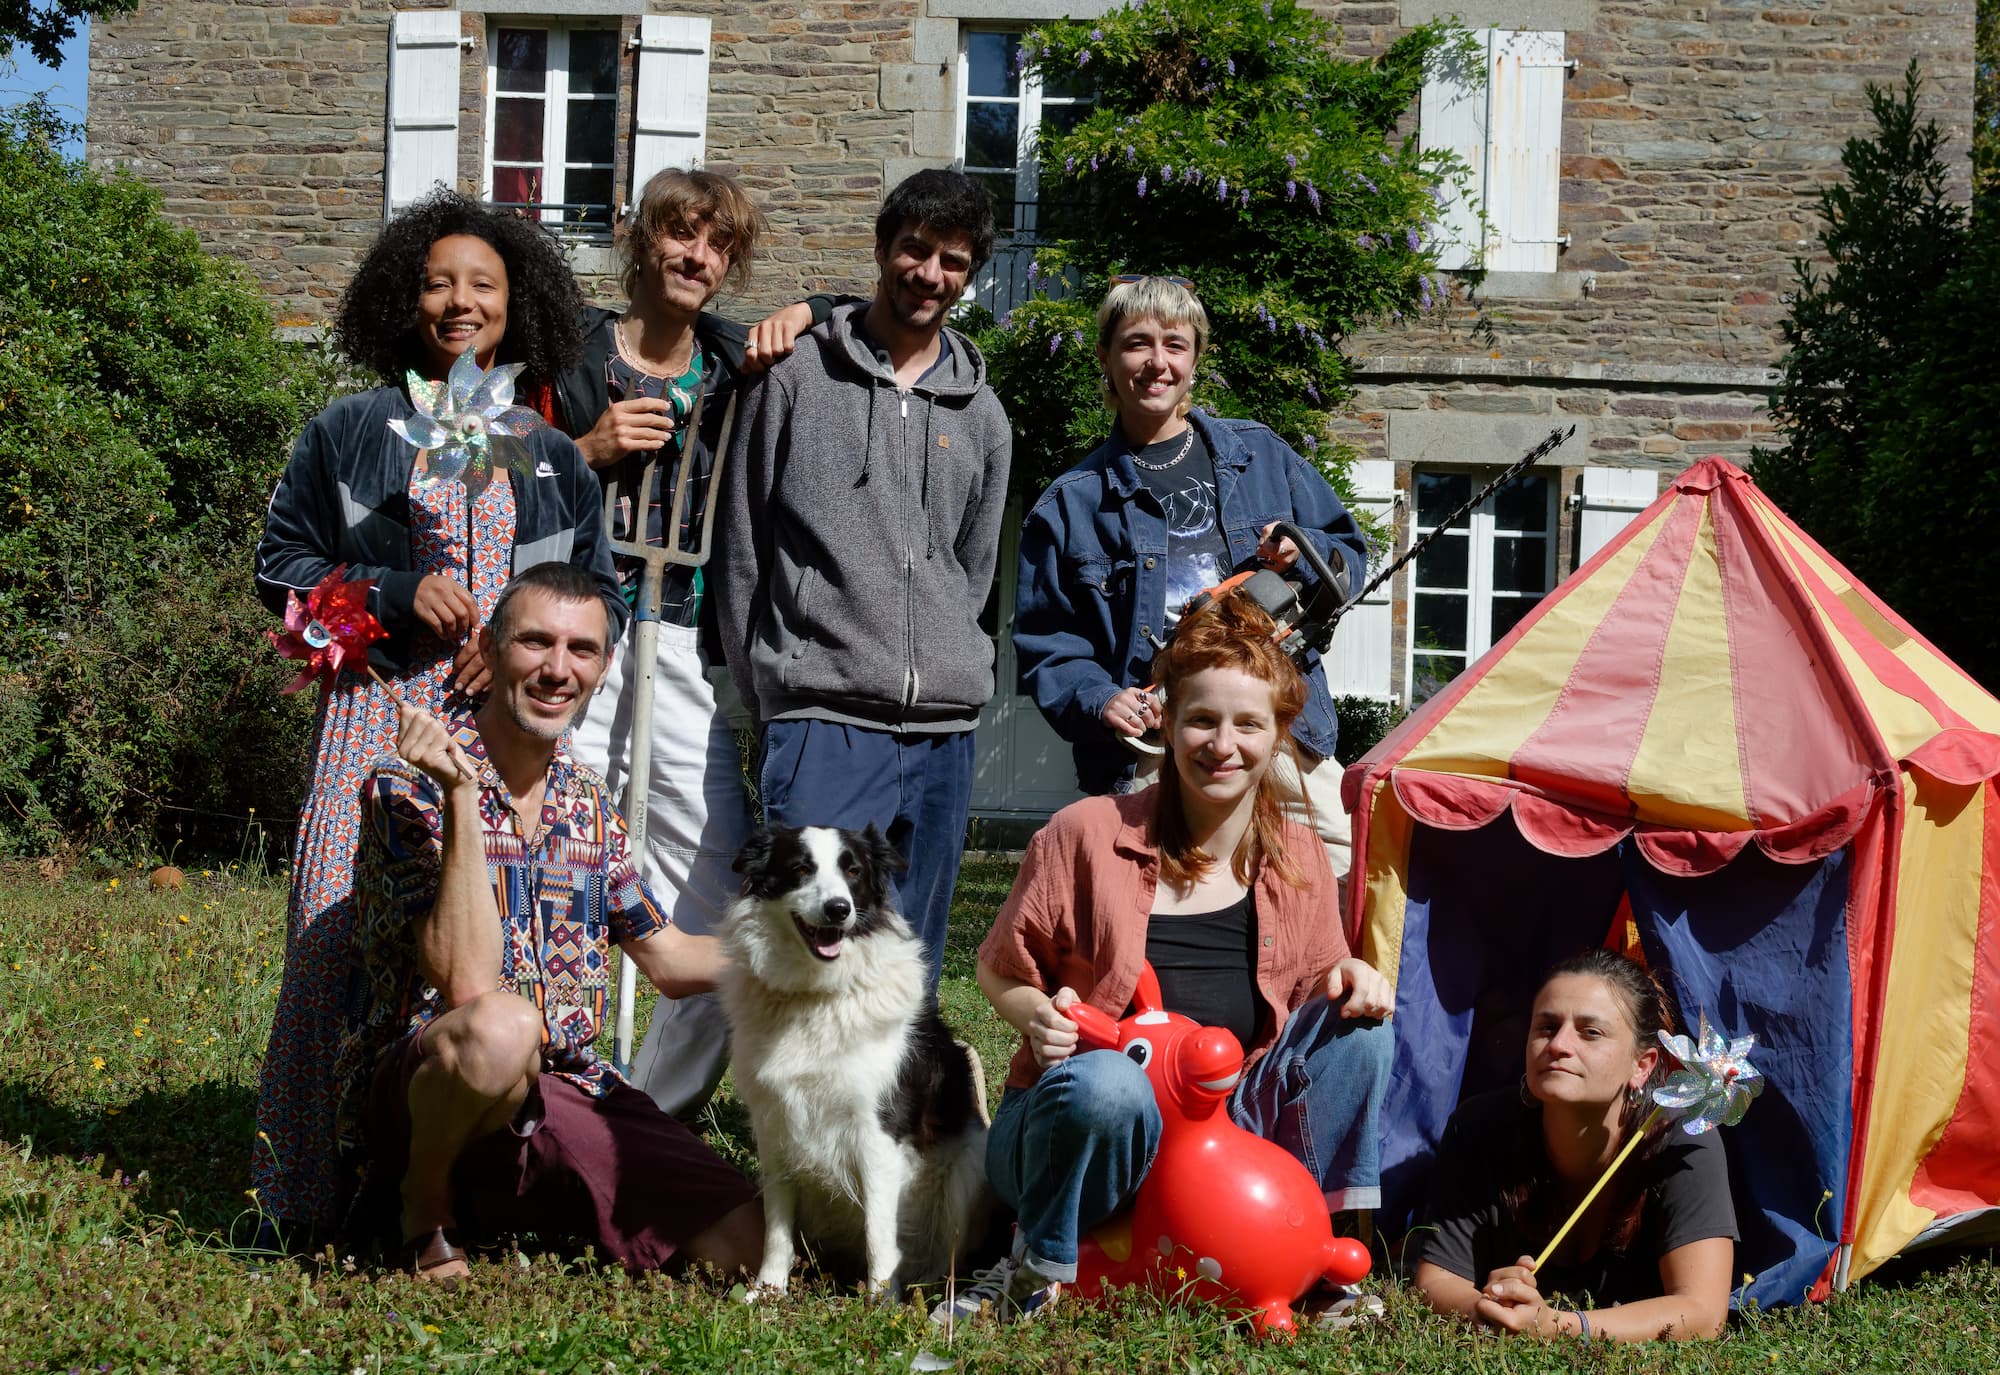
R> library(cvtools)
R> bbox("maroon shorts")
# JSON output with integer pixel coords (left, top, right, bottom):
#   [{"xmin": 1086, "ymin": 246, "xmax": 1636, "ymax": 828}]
[{"xmin": 367, "ymin": 1026, "xmax": 757, "ymax": 1272}]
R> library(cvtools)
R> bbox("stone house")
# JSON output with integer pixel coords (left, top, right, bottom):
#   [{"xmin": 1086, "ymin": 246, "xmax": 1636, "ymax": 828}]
[{"xmin": 86, "ymin": 1, "xmax": 1977, "ymax": 819}]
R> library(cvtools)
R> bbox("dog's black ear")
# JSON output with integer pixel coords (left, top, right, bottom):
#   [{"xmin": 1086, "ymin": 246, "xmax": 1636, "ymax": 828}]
[
  {"xmin": 860, "ymin": 823, "xmax": 909, "ymax": 877},
  {"xmin": 733, "ymin": 827, "xmax": 778, "ymax": 893}
]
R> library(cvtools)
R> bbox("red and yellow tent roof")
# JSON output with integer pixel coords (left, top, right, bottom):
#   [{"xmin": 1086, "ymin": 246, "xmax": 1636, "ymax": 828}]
[{"xmin": 1345, "ymin": 457, "xmax": 2000, "ymax": 1295}]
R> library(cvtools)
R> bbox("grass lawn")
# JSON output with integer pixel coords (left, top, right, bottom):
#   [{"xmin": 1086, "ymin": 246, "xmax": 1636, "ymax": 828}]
[{"xmin": 2, "ymin": 857, "xmax": 1996, "ymax": 1373}]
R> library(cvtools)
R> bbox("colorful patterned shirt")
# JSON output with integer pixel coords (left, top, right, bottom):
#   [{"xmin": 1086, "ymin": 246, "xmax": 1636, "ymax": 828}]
[{"xmin": 332, "ymin": 715, "xmax": 668, "ymax": 1157}]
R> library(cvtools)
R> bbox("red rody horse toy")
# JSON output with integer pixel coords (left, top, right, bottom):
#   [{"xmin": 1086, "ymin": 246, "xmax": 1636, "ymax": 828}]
[{"xmin": 1066, "ymin": 965, "xmax": 1371, "ymax": 1337}]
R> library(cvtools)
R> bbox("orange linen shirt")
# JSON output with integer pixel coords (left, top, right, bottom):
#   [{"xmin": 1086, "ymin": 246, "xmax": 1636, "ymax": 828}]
[{"xmin": 979, "ymin": 791, "xmax": 1351, "ymax": 1092}]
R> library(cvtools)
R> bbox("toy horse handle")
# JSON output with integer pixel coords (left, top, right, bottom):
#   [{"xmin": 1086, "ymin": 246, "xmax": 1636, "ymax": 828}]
[{"xmin": 1067, "ymin": 964, "xmax": 1169, "ymax": 1051}]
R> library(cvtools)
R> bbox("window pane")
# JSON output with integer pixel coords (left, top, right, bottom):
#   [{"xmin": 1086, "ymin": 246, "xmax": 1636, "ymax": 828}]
[
  {"xmin": 565, "ymin": 98, "xmax": 615, "ymax": 164},
  {"xmin": 1414, "ymin": 593, "xmax": 1469, "ymax": 653},
  {"xmin": 1491, "ymin": 594, "xmax": 1540, "ymax": 642},
  {"xmin": 967, "ymin": 31, "xmax": 1020, "ymax": 98},
  {"xmin": 496, "ymin": 29, "xmax": 547, "ymax": 94},
  {"xmin": 1042, "ymin": 66, "xmax": 1095, "ymax": 100},
  {"xmin": 1415, "ymin": 529, "xmax": 1469, "ymax": 590},
  {"xmin": 493, "ymin": 98, "xmax": 544, "ymax": 164},
  {"xmin": 1416, "ymin": 470, "xmax": 1472, "ymax": 529},
  {"xmin": 1411, "ymin": 651, "xmax": 1465, "ymax": 707},
  {"xmin": 568, "ymin": 29, "xmax": 618, "ymax": 95},
  {"xmin": 564, "ymin": 169, "xmax": 613, "ymax": 227},
  {"xmin": 965, "ymin": 102, "xmax": 1019, "ymax": 171},
  {"xmin": 1492, "ymin": 534, "xmax": 1549, "ymax": 593},
  {"xmin": 492, "ymin": 165, "xmax": 541, "ymax": 207},
  {"xmin": 1493, "ymin": 472, "xmax": 1550, "ymax": 533},
  {"xmin": 974, "ymin": 172, "xmax": 1018, "ymax": 235},
  {"xmin": 1043, "ymin": 102, "xmax": 1093, "ymax": 137}
]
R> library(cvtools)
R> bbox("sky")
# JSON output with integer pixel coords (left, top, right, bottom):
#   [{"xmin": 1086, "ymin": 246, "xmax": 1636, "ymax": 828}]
[{"xmin": 2, "ymin": 20, "xmax": 89, "ymax": 157}]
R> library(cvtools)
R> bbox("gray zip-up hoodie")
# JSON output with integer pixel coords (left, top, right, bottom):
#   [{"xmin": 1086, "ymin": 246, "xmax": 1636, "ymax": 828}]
[{"xmin": 714, "ymin": 301, "xmax": 1013, "ymax": 732}]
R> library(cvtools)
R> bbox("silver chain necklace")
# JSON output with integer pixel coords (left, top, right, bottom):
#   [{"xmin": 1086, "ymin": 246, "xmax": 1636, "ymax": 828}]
[{"xmin": 1127, "ymin": 426, "xmax": 1196, "ymax": 472}]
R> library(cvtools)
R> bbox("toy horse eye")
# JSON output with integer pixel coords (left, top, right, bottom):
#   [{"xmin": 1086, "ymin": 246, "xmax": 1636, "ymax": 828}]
[{"xmin": 1125, "ymin": 1038, "xmax": 1154, "ymax": 1068}]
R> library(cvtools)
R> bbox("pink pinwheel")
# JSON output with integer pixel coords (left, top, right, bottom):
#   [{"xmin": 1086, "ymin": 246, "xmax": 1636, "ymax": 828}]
[
  {"xmin": 1654, "ymin": 1014, "xmax": 1765, "ymax": 1135},
  {"xmin": 388, "ymin": 347, "xmax": 544, "ymax": 485},
  {"xmin": 269, "ymin": 566, "xmax": 387, "ymax": 693}
]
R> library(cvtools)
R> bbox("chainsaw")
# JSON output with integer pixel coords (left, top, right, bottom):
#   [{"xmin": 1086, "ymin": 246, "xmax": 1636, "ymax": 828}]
[{"xmin": 1123, "ymin": 424, "xmax": 1575, "ymax": 755}]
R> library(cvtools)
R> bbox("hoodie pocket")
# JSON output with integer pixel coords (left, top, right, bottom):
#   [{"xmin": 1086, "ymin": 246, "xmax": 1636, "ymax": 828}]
[{"xmin": 780, "ymin": 567, "xmax": 820, "ymax": 689}]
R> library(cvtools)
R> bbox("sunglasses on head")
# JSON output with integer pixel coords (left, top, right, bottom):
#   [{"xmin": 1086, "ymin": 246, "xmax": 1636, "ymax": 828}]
[{"xmin": 1111, "ymin": 272, "xmax": 1196, "ymax": 290}]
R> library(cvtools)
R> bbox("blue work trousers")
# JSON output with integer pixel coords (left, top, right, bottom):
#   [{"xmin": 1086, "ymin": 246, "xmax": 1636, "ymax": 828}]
[{"xmin": 758, "ymin": 719, "xmax": 975, "ymax": 991}]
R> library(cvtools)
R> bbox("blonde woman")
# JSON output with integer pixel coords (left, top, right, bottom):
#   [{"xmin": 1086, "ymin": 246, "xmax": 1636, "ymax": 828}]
[{"xmin": 1013, "ymin": 274, "xmax": 1367, "ymax": 882}]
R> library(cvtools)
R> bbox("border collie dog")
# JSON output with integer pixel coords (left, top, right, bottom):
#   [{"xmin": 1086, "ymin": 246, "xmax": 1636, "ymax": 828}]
[{"xmin": 719, "ymin": 825, "xmax": 991, "ymax": 1296}]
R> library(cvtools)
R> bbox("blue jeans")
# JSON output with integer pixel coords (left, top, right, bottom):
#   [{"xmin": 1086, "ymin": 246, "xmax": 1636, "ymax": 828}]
[
  {"xmin": 984, "ymin": 996, "xmax": 1393, "ymax": 1280},
  {"xmin": 759, "ymin": 720, "xmax": 975, "ymax": 991}
]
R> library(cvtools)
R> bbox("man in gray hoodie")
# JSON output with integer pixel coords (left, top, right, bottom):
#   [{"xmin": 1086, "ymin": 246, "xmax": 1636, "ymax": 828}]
[{"xmin": 713, "ymin": 169, "xmax": 1012, "ymax": 989}]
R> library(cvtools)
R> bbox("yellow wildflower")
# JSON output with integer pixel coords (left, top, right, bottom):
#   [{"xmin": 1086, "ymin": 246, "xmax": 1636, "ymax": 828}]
[{"xmin": 91, "ymin": 1056, "xmax": 105, "ymax": 1071}]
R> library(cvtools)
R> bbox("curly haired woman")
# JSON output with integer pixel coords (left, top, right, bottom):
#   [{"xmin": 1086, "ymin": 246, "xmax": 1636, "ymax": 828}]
[{"xmin": 250, "ymin": 190, "xmax": 622, "ymax": 1239}]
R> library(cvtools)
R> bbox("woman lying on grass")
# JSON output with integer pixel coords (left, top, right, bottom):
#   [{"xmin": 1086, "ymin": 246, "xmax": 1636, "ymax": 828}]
[{"xmin": 1413, "ymin": 948, "xmax": 1736, "ymax": 1341}]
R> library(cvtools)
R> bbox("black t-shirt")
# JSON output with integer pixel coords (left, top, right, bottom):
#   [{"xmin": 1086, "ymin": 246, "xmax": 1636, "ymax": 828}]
[
  {"xmin": 1137, "ymin": 891, "xmax": 1261, "ymax": 1048},
  {"xmin": 1128, "ymin": 427, "xmax": 1230, "ymax": 626},
  {"xmin": 1416, "ymin": 1088, "xmax": 1738, "ymax": 1306}
]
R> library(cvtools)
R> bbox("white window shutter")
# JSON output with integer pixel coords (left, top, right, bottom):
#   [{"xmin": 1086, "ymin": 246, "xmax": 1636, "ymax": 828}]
[
  {"xmin": 1576, "ymin": 467, "xmax": 1657, "ymax": 566},
  {"xmin": 1486, "ymin": 31, "xmax": 1565, "ymax": 273},
  {"xmin": 1322, "ymin": 459, "xmax": 1396, "ymax": 701},
  {"xmin": 630, "ymin": 15, "xmax": 711, "ymax": 208},
  {"xmin": 1419, "ymin": 31, "xmax": 1490, "ymax": 272},
  {"xmin": 386, "ymin": 10, "xmax": 463, "ymax": 216}
]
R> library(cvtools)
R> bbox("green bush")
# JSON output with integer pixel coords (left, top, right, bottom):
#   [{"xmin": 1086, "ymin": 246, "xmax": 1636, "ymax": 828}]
[
  {"xmin": 0, "ymin": 100, "xmax": 339, "ymax": 859},
  {"xmin": 972, "ymin": 0, "xmax": 1474, "ymax": 500},
  {"xmin": 1751, "ymin": 66, "xmax": 2000, "ymax": 690}
]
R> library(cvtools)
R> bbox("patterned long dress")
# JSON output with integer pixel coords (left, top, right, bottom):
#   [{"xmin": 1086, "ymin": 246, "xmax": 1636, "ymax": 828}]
[{"xmin": 252, "ymin": 468, "xmax": 517, "ymax": 1229}]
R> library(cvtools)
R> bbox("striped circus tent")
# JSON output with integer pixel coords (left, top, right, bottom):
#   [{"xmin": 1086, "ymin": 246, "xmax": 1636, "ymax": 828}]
[{"xmin": 1343, "ymin": 457, "xmax": 2000, "ymax": 1307}]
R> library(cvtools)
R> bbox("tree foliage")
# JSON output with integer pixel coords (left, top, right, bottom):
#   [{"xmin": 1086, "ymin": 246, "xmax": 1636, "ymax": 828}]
[
  {"xmin": 1751, "ymin": 64, "xmax": 2000, "ymax": 689},
  {"xmin": 970, "ymin": 0, "xmax": 1473, "ymax": 499},
  {"xmin": 0, "ymin": 0, "xmax": 134, "ymax": 66},
  {"xmin": 0, "ymin": 100, "xmax": 338, "ymax": 858}
]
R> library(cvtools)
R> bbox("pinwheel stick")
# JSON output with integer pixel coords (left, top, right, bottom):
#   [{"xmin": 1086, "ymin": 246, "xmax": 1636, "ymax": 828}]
[{"xmin": 1531, "ymin": 1105, "xmax": 1665, "ymax": 1272}]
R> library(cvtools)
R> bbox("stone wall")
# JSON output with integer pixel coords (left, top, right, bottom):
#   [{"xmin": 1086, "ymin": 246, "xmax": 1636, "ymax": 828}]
[{"xmin": 1314, "ymin": 0, "xmax": 1976, "ymax": 372}]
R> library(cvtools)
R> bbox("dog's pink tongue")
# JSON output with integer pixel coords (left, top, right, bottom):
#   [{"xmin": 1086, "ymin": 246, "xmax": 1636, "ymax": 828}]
[{"xmin": 810, "ymin": 929, "xmax": 844, "ymax": 960}]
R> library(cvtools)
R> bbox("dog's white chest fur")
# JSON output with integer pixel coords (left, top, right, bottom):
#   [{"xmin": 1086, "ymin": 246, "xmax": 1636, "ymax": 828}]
[{"xmin": 717, "ymin": 826, "xmax": 991, "ymax": 1294}]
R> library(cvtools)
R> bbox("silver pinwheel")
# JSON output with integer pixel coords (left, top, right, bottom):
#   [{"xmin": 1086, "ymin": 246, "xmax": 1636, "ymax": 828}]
[
  {"xmin": 388, "ymin": 347, "xmax": 543, "ymax": 485},
  {"xmin": 1653, "ymin": 1013, "xmax": 1764, "ymax": 1135}
]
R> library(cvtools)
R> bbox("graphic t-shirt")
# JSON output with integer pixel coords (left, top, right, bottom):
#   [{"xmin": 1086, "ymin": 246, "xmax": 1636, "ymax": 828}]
[{"xmin": 1130, "ymin": 426, "xmax": 1230, "ymax": 626}]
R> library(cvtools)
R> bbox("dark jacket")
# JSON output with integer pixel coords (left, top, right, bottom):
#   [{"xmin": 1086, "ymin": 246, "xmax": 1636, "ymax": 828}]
[
  {"xmin": 254, "ymin": 385, "xmax": 626, "ymax": 673},
  {"xmin": 1013, "ymin": 409, "xmax": 1367, "ymax": 795},
  {"xmin": 550, "ymin": 300, "xmax": 843, "ymax": 632},
  {"xmin": 713, "ymin": 302, "xmax": 1014, "ymax": 731}
]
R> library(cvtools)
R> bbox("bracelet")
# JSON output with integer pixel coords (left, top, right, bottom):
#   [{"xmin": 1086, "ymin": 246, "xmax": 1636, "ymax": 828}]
[{"xmin": 1572, "ymin": 1308, "xmax": 1591, "ymax": 1340}]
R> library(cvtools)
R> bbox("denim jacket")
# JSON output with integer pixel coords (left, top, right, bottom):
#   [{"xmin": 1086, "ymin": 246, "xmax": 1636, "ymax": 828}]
[{"xmin": 1013, "ymin": 409, "xmax": 1367, "ymax": 795}]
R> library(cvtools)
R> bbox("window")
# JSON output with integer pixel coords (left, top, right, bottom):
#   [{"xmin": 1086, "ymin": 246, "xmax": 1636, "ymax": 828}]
[
  {"xmin": 1420, "ymin": 30, "xmax": 1568, "ymax": 272},
  {"xmin": 958, "ymin": 29, "xmax": 1093, "ymax": 313},
  {"xmin": 1407, "ymin": 468, "xmax": 1556, "ymax": 704},
  {"xmin": 485, "ymin": 23, "xmax": 620, "ymax": 233}
]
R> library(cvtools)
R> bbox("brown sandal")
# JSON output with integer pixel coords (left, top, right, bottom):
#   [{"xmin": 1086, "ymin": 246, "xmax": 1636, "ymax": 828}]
[{"xmin": 405, "ymin": 1226, "xmax": 469, "ymax": 1284}]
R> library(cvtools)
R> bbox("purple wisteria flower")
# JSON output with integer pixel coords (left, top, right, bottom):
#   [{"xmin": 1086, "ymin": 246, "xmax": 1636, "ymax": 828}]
[
  {"xmin": 1073, "ymin": 330, "xmax": 1085, "ymax": 347},
  {"xmin": 1406, "ymin": 226, "xmax": 1422, "ymax": 251},
  {"xmin": 1306, "ymin": 381, "xmax": 1321, "ymax": 402},
  {"xmin": 1379, "ymin": 152, "xmax": 1393, "ymax": 165},
  {"xmin": 1227, "ymin": 57, "xmax": 1237, "ymax": 75},
  {"xmin": 1357, "ymin": 232, "xmax": 1375, "ymax": 250},
  {"xmin": 1303, "ymin": 434, "xmax": 1318, "ymax": 452},
  {"xmin": 1065, "ymin": 155, "xmax": 1076, "ymax": 174},
  {"xmin": 1126, "ymin": 144, "xmax": 1136, "ymax": 161},
  {"xmin": 1285, "ymin": 153, "xmax": 1298, "ymax": 169},
  {"xmin": 1419, "ymin": 276, "xmax": 1433, "ymax": 311},
  {"xmin": 1162, "ymin": 164, "xmax": 1173, "ymax": 180},
  {"xmin": 1286, "ymin": 179, "xmax": 1298, "ymax": 200},
  {"xmin": 1239, "ymin": 188, "xmax": 1251, "ymax": 207},
  {"xmin": 1311, "ymin": 331, "xmax": 1328, "ymax": 350},
  {"xmin": 1049, "ymin": 334, "xmax": 1063, "ymax": 355},
  {"xmin": 1026, "ymin": 259, "xmax": 1041, "ymax": 283},
  {"xmin": 1217, "ymin": 176, "xmax": 1229, "ymax": 200},
  {"xmin": 1078, "ymin": 49, "xmax": 1091, "ymax": 66},
  {"xmin": 1091, "ymin": 28, "xmax": 1104, "ymax": 39},
  {"xmin": 1358, "ymin": 174, "xmax": 1378, "ymax": 194},
  {"xmin": 1305, "ymin": 181, "xmax": 1321, "ymax": 213},
  {"xmin": 1137, "ymin": 175, "xmax": 1148, "ymax": 197},
  {"xmin": 1090, "ymin": 156, "xmax": 1099, "ymax": 171}
]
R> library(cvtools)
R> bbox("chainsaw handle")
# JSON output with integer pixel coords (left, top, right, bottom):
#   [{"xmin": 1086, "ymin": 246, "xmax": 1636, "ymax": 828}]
[{"xmin": 1262, "ymin": 519, "xmax": 1350, "ymax": 652}]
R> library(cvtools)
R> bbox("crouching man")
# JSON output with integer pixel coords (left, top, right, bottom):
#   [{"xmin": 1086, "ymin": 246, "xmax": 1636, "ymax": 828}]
[{"xmin": 331, "ymin": 561, "xmax": 762, "ymax": 1282}]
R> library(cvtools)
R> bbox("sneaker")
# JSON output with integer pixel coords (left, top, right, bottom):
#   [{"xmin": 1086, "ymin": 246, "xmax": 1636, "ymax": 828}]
[
  {"xmin": 1311, "ymin": 1284, "xmax": 1386, "ymax": 1330},
  {"xmin": 928, "ymin": 1255, "xmax": 1062, "ymax": 1326}
]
